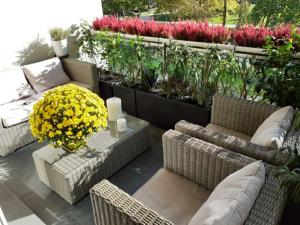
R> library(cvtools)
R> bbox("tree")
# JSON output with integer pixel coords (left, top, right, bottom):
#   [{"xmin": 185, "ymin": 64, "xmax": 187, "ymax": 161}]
[
  {"xmin": 223, "ymin": 0, "xmax": 227, "ymax": 26},
  {"xmin": 250, "ymin": 0, "xmax": 300, "ymax": 26},
  {"xmin": 102, "ymin": 0, "xmax": 148, "ymax": 17},
  {"xmin": 237, "ymin": 0, "xmax": 251, "ymax": 27},
  {"xmin": 155, "ymin": 0, "xmax": 222, "ymax": 20}
]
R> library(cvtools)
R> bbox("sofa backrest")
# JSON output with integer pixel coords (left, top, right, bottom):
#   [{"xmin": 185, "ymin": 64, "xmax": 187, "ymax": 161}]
[{"xmin": 211, "ymin": 94, "xmax": 279, "ymax": 136}]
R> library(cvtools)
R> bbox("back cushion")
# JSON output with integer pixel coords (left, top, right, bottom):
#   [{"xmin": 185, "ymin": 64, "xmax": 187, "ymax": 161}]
[
  {"xmin": 22, "ymin": 57, "xmax": 70, "ymax": 92},
  {"xmin": 0, "ymin": 68, "xmax": 35, "ymax": 105},
  {"xmin": 188, "ymin": 161, "xmax": 265, "ymax": 225},
  {"xmin": 250, "ymin": 106, "xmax": 294, "ymax": 149}
]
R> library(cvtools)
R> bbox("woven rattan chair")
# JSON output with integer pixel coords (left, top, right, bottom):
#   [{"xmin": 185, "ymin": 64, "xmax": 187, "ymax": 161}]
[
  {"xmin": 90, "ymin": 129, "xmax": 288, "ymax": 225},
  {"xmin": 0, "ymin": 58, "xmax": 99, "ymax": 156},
  {"xmin": 175, "ymin": 94, "xmax": 299, "ymax": 165}
]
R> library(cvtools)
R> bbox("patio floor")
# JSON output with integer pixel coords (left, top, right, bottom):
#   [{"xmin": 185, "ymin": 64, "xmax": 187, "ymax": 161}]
[{"xmin": 0, "ymin": 125, "xmax": 164, "ymax": 225}]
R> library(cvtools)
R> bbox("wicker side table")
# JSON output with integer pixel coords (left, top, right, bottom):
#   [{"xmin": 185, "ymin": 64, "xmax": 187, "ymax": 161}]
[{"xmin": 32, "ymin": 115, "xmax": 150, "ymax": 205}]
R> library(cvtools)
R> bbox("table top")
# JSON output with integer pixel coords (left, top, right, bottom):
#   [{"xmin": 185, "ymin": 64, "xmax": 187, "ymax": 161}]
[{"xmin": 33, "ymin": 115, "xmax": 149, "ymax": 174}]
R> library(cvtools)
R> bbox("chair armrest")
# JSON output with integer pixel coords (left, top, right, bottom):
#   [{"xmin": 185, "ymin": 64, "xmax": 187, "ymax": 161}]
[
  {"xmin": 61, "ymin": 58, "xmax": 99, "ymax": 94},
  {"xmin": 245, "ymin": 174, "xmax": 288, "ymax": 225},
  {"xmin": 175, "ymin": 120, "xmax": 289, "ymax": 165},
  {"xmin": 162, "ymin": 129, "xmax": 257, "ymax": 190},
  {"xmin": 211, "ymin": 94, "xmax": 279, "ymax": 136},
  {"xmin": 90, "ymin": 180, "xmax": 173, "ymax": 225}
]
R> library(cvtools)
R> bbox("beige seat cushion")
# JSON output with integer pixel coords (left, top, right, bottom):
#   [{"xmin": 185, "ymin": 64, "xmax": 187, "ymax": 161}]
[
  {"xmin": 66, "ymin": 81, "xmax": 93, "ymax": 91},
  {"xmin": 133, "ymin": 168, "xmax": 211, "ymax": 225},
  {"xmin": 189, "ymin": 161, "xmax": 265, "ymax": 225},
  {"xmin": 206, "ymin": 123, "xmax": 251, "ymax": 141}
]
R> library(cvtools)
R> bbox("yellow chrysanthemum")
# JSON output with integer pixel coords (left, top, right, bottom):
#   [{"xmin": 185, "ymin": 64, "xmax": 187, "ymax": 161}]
[{"xmin": 29, "ymin": 84, "xmax": 108, "ymax": 150}]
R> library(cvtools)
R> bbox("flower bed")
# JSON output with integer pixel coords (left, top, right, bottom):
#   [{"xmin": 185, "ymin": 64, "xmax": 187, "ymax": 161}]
[{"xmin": 92, "ymin": 16, "xmax": 296, "ymax": 48}]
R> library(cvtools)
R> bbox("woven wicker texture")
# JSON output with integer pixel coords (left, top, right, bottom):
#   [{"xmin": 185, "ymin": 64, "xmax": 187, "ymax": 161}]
[
  {"xmin": 90, "ymin": 130, "xmax": 287, "ymax": 225},
  {"xmin": 33, "ymin": 116, "xmax": 150, "ymax": 205},
  {"xmin": 211, "ymin": 94, "xmax": 279, "ymax": 136},
  {"xmin": 175, "ymin": 120, "xmax": 290, "ymax": 165},
  {"xmin": 245, "ymin": 174, "xmax": 288, "ymax": 225},
  {"xmin": 206, "ymin": 123, "xmax": 251, "ymax": 141},
  {"xmin": 0, "ymin": 121, "xmax": 36, "ymax": 156},
  {"xmin": 90, "ymin": 180, "xmax": 173, "ymax": 225},
  {"xmin": 162, "ymin": 129, "xmax": 256, "ymax": 189}
]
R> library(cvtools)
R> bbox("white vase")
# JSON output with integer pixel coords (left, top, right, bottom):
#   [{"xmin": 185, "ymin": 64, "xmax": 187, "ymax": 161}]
[{"xmin": 51, "ymin": 39, "xmax": 67, "ymax": 57}]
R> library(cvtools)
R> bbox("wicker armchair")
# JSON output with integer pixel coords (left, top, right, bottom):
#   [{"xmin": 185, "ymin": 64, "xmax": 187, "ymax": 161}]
[
  {"xmin": 0, "ymin": 58, "xmax": 99, "ymax": 156},
  {"xmin": 90, "ymin": 130, "xmax": 288, "ymax": 225},
  {"xmin": 175, "ymin": 94, "xmax": 299, "ymax": 165}
]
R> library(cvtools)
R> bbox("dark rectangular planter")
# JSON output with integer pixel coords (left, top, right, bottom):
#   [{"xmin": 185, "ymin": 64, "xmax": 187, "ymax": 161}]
[
  {"xmin": 112, "ymin": 86, "xmax": 137, "ymax": 116},
  {"xmin": 99, "ymin": 80, "xmax": 113, "ymax": 101},
  {"xmin": 136, "ymin": 90, "xmax": 210, "ymax": 130}
]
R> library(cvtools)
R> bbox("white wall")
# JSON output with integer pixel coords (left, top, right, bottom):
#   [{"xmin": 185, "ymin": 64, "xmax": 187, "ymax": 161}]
[{"xmin": 0, "ymin": 0, "xmax": 103, "ymax": 71}]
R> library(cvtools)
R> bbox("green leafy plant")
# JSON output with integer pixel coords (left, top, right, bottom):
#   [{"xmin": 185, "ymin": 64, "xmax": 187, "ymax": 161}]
[
  {"xmin": 187, "ymin": 48, "xmax": 221, "ymax": 107},
  {"xmin": 73, "ymin": 21, "xmax": 113, "ymax": 68},
  {"xmin": 275, "ymin": 148, "xmax": 300, "ymax": 202},
  {"xmin": 274, "ymin": 114, "xmax": 300, "ymax": 202},
  {"xmin": 103, "ymin": 33, "xmax": 146, "ymax": 88},
  {"xmin": 49, "ymin": 27, "xmax": 69, "ymax": 41},
  {"xmin": 141, "ymin": 46, "xmax": 163, "ymax": 91},
  {"xmin": 162, "ymin": 44, "xmax": 192, "ymax": 99},
  {"xmin": 250, "ymin": 0, "xmax": 300, "ymax": 26},
  {"xmin": 255, "ymin": 30, "xmax": 300, "ymax": 108}
]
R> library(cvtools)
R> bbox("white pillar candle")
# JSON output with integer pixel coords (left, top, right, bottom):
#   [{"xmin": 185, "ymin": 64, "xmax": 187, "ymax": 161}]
[
  {"xmin": 117, "ymin": 118, "xmax": 127, "ymax": 132},
  {"xmin": 106, "ymin": 97, "xmax": 123, "ymax": 121}
]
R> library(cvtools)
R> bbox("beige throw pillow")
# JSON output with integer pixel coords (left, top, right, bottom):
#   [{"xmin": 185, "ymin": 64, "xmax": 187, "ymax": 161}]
[
  {"xmin": 250, "ymin": 106, "xmax": 294, "ymax": 149},
  {"xmin": 0, "ymin": 68, "xmax": 35, "ymax": 105},
  {"xmin": 22, "ymin": 57, "xmax": 70, "ymax": 92},
  {"xmin": 189, "ymin": 161, "xmax": 265, "ymax": 225}
]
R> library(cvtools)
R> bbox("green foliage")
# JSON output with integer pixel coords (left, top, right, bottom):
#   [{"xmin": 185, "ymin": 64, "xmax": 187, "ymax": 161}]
[
  {"xmin": 255, "ymin": 31, "xmax": 300, "ymax": 108},
  {"xmin": 155, "ymin": 0, "xmax": 238, "ymax": 21},
  {"xmin": 250, "ymin": 0, "xmax": 300, "ymax": 26},
  {"xmin": 49, "ymin": 27, "xmax": 69, "ymax": 41},
  {"xmin": 75, "ymin": 24, "xmax": 299, "ymax": 108},
  {"xmin": 274, "ymin": 136, "xmax": 300, "ymax": 203},
  {"xmin": 141, "ymin": 46, "xmax": 163, "ymax": 90},
  {"xmin": 105, "ymin": 34, "xmax": 146, "ymax": 87},
  {"xmin": 102, "ymin": 0, "xmax": 148, "ymax": 16},
  {"xmin": 162, "ymin": 44, "xmax": 192, "ymax": 98},
  {"xmin": 236, "ymin": 0, "xmax": 251, "ymax": 26},
  {"xmin": 188, "ymin": 49, "xmax": 260, "ymax": 106},
  {"xmin": 161, "ymin": 45, "xmax": 260, "ymax": 106}
]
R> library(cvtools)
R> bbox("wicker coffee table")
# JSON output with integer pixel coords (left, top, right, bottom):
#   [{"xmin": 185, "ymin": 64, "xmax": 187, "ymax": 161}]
[{"xmin": 32, "ymin": 115, "xmax": 150, "ymax": 205}]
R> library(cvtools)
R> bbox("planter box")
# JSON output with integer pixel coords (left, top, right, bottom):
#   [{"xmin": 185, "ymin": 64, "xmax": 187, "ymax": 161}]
[
  {"xmin": 136, "ymin": 90, "xmax": 210, "ymax": 130},
  {"xmin": 235, "ymin": 46, "xmax": 266, "ymax": 55},
  {"xmin": 99, "ymin": 80, "xmax": 113, "ymax": 101},
  {"xmin": 113, "ymin": 86, "xmax": 137, "ymax": 116}
]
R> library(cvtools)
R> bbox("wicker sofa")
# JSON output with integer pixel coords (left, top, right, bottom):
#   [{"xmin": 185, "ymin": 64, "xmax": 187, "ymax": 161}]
[
  {"xmin": 0, "ymin": 58, "xmax": 99, "ymax": 156},
  {"xmin": 90, "ymin": 129, "xmax": 288, "ymax": 225},
  {"xmin": 175, "ymin": 94, "xmax": 299, "ymax": 165}
]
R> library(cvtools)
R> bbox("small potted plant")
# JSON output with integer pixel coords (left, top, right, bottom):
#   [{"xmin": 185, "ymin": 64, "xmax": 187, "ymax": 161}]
[{"xmin": 49, "ymin": 27, "xmax": 69, "ymax": 57}]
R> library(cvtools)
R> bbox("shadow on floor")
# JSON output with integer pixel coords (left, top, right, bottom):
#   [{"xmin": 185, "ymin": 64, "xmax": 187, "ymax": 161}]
[{"xmin": 0, "ymin": 126, "xmax": 164, "ymax": 225}]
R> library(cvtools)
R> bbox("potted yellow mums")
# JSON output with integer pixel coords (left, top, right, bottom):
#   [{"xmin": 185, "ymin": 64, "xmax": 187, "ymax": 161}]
[{"xmin": 30, "ymin": 84, "xmax": 108, "ymax": 153}]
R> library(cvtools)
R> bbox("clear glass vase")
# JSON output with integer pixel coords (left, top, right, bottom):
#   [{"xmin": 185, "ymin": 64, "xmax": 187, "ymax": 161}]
[{"xmin": 61, "ymin": 140, "xmax": 86, "ymax": 153}]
